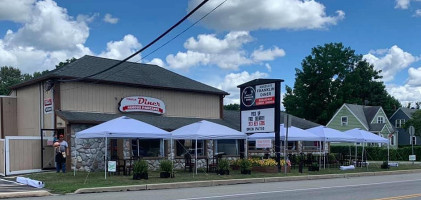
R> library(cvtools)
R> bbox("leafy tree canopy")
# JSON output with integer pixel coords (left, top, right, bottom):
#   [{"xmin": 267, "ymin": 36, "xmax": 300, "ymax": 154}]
[
  {"xmin": 0, "ymin": 57, "xmax": 77, "ymax": 95},
  {"xmin": 404, "ymin": 110, "xmax": 421, "ymax": 137},
  {"xmin": 283, "ymin": 43, "xmax": 401, "ymax": 125},
  {"xmin": 224, "ymin": 103, "xmax": 240, "ymax": 110}
]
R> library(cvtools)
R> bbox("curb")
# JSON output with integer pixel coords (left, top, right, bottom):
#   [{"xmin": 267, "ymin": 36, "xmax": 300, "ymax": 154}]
[
  {"xmin": 0, "ymin": 190, "xmax": 51, "ymax": 199},
  {"xmin": 73, "ymin": 169, "xmax": 421, "ymax": 194}
]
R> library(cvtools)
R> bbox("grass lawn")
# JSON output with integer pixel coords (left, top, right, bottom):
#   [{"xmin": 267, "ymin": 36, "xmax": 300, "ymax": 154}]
[{"xmin": 26, "ymin": 163, "xmax": 421, "ymax": 194}]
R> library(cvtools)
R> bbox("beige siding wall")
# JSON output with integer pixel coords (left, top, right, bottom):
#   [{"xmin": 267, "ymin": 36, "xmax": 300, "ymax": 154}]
[
  {"xmin": 1, "ymin": 97, "xmax": 17, "ymax": 136},
  {"xmin": 43, "ymin": 86, "xmax": 54, "ymax": 129},
  {"xmin": 60, "ymin": 82, "xmax": 221, "ymax": 119},
  {"xmin": 16, "ymin": 85, "xmax": 41, "ymax": 136},
  {"xmin": 9, "ymin": 139, "xmax": 41, "ymax": 172}
]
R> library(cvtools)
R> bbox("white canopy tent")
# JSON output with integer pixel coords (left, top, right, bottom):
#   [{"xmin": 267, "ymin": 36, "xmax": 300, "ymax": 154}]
[
  {"xmin": 344, "ymin": 128, "xmax": 390, "ymax": 164},
  {"xmin": 171, "ymin": 120, "xmax": 247, "ymax": 174},
  {"xmin": 306, "ymin": 126, "xmax": 357, "ymax": 168},
  {"xmin": 74, "ymin": 116, "xmax": 171, "ymax": 179},
  {"xmin": 248, "ymin": 125, "xmax": 323, "ymax": 142}
]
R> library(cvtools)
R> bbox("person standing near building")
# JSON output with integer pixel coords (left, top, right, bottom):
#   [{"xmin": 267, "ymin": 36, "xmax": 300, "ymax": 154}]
[{"xmin": 54, "ymin": 134, "xmax": 69, "ymax": 173}]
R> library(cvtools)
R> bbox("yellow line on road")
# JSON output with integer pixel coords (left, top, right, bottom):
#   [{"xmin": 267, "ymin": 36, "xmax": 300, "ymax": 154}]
[{"xmin": 373, "ymin": 193, "xmax": 421, "ymax": 200}]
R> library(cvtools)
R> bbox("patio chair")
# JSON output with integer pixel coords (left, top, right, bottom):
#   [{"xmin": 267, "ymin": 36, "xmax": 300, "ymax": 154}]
[{"xmin": 184, "ymin": 153, "xmax": 195, "ymax": 172}]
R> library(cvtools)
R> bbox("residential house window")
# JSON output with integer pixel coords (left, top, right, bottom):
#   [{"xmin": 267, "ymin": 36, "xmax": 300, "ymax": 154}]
[
  {"xmin": 341, "ymin": 116, "xmax": 348, "ymax": 126},
  {"xmin": 411, "ymin": 136, "xmax": 416, "ymax": 145},
  {"xmin": 395, "ymin": 119, "xmax": 405, "ymax": 128},
  {"xmin": 377, "ymin": 116, "xmax": 384, "ymax": 124}
]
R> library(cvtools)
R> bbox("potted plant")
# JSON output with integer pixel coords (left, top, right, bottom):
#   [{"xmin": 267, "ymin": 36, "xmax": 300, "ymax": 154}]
[
  {"xmin": 381, "ymin": 161, "xmax": 389, "ymax": 169},
  {"xmin": 159, "ymin": 159, "xmax": 174, "ymax": 178},
  {"xmin": 239, "ymin": 159, "xmax": 252, "ymax": 174},
  {"xmin": 133, "ymin": 160, "xmax": 148, "ymax": 180},
  {"xmin": 217, "ymin": 159, "xmax": 230, "ymax": 175}
]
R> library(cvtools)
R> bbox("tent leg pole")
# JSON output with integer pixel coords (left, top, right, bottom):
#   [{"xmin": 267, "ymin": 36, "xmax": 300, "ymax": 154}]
[
  {"xmin": 361, "ymin": 143, "xmax": 364, "ymax": 168},
  {"xmin": 195, "ymin": 138, "xmax": 198, "ymax": 175},
  {"xmin": 74, "ymin": 138, "xmax": 76, "ymax": 177},
  {"xmin": 355, "ymin": 144, "xmax": 357, "ymax": 166},
  {"xmin": 137, "ymin": 139, "xmax": 140, "ymax": 157},
  {"xmin": 387, "ymin": 143, "xmax": 390, "ymax": 163},
  {"xmin": 171, "ymin": 139, "xmax": 174, "ymax": 175},
  {"xmin": 105, "ymin": 137, "xmax": 107, "ymax": 180}
]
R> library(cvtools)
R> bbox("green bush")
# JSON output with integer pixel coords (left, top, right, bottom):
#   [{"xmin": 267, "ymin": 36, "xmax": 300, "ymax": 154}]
[
  {"xmin": 330, "ymin": 146, "xmax": 421, "ymax": 161},
  {"xmin": 239, "ymin": 159, "xmax": 252, "ymax": 171},
  {"xmin": 159, "ymin": 160, "xmax": 173, "ymax": 173},
  {"xmin": 218, "ymin": 159, "xmax": 230, "ymax": 171},
  {"xmin": 133, "ymin": 160, "xmax": 148, "ymax": 174}
]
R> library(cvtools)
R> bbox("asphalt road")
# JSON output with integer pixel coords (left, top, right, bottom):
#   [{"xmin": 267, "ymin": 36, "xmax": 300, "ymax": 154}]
[{"xmin": 10, "ymin": 173, "xmax": 421, "ymax": 200}]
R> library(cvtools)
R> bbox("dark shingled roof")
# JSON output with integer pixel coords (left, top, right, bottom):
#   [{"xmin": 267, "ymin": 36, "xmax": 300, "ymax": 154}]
[
  {"xmin": 369, "ymin": 123, "xmax": 386, "ymax": 132},
  {"xmin": 12, "ymin": 55, "xmax": 228, "ymax": 95},
  {"xmin": 57, "ymin": 110, "xmax": 320, "ymax": 131},
  {"xmin": 400, "ymin": 107, "xmax": 418, "ymax": 118},
  {"xmin": 363, "ymin": 106, "xmax": 382, "ymax": 124},
  {"xmin": 57, "ymin": 111, "xmax": 239, "ymax": 131},
  {"xmin": 344, "ymin": 104, "xmax": 393, "ymax": 132}
]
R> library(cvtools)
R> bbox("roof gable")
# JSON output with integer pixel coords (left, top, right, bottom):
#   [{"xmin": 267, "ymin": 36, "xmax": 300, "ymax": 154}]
[{"xmin": 12, "ymin": 55, "xmax": 228, "ymax": 95}]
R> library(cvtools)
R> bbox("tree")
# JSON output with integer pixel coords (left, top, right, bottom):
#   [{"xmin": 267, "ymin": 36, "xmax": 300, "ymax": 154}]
[
  {"xmin": 55, "ymin": 58, "xmax": 76, "ymax": 69},
  {"xmin": 404, "ymin": 110, "xmax": 421, "ymax": 137},
  {"xmin": 224, "ymin": 103, "xmax": 240, "ymax": 110},
  {"xmin": 0, "ymin": 66, "xmax": 31, "ymax": 95},
  {"xmin": 283, "ymin": 43, "xmax": 401, "ymax": 125}
]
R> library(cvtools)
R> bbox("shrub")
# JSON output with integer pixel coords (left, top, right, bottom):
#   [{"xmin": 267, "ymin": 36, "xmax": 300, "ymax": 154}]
[
  {"xmin": 218, "ymin": 159, "xmax": 230, "ymax": 171},
  {"xmin": 239, "ymin": 159, "xmax": 252, "ymax": 171},
  {"xmin": 159, "ymin": 160, "xmax": 173, "ymax": 173},
  {"xmin": 249, "ymin": 158, "xmax": 277, "ymax": 167},
  {"xmin": 133, "ymin": 160, "xmax": 148, "ymax": 174}
]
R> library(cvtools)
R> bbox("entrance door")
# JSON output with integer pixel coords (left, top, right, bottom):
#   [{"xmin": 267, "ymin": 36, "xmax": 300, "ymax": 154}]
[{"xmin": 41, "ymin": 129, "xmax": 60, "ymax": 169}]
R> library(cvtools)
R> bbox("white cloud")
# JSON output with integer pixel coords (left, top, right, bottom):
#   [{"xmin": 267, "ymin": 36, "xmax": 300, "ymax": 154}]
[
  {"xmin": 188, "ymin": 0, "xmax": 344, "ymax": 31},
  {"xmin": 252, "ymin": 46, "xmax": 286, "ymax": 62},
  {"xmin": 98, "ymin": 34, "xmax": 142, "ymax": 61},
  {"xmin": 414, "ymin": 9, "xmax": 421, "ymax": 17},
  {"xmin": 363, "ymin": 45, "xmax": 418, "ymax": 82},
  {"xmin": 148, "ymin": 58, "xmax": 166, "ymax": 68},
  {"xmin": 164, "ymin": 32, "xmax": 285, "ymax": 70},
  {"xmin": 215, "ymin": 71, "xmax": 268, "ymax": 104},
  {"xmin": 407, "ymin": 67, "xmax": 421, "ymax": 86},
  {"xmin": 103, "ymin": 13, "xmax": 119, "ymax": 24},
  {"xmin": 265, "ymin": 63, "xmax": 272, "ymax": 72},
  {"xmin": 395, "ymin": 0, "xmax": 412, "ymax": 9},
  {"xmin": 0, "ymin": 0, "xmax": 34, "ymax": 22},
  {"xmin": 386, "ymin": 84, "xmax": 421, "ymax": 106}
]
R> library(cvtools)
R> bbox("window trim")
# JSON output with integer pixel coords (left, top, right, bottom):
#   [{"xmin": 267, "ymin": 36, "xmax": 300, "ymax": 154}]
[
  {"xmin": 377, "ymin": 116, "xmax": 384, "ymax": 124},
  {"xmin": 390, "ymin": 135, "xmax": 395, "ymax": 146},
  {"xmin": 395, "ymin": 119, "xmax": 405, "ymax": 128},
  {"xmin": 341, "ymin": 116, "xmax": 348, "ymax": 126}
]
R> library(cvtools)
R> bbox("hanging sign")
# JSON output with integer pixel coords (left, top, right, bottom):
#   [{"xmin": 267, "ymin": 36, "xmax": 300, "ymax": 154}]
[
  {"xmin": 44, "ymin": 98, "xmax": 53, "ymax": 114},
  {"xmin": 119, "ymin": 96, "xmax": 165, "ymax": 114},
  {"xmin": 256, "ymin": 139, "xmax": 273, "ymax": 148},
  {"xmin": 241, "ymin": 108, "xmax": 275, "ymax": 133},
  {"xmin": 255, "ymin": 83, "xmax": 275, "ymax": 106}
]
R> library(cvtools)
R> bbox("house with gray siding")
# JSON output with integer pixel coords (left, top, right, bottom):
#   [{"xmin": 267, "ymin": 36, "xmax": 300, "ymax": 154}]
[
  {"xmin": 389, "ymin": 107, "xmax": 420, "ymax": 146},
  {"xmin": 326, "ymin": 103, "xmax": 397, "ymax": 148}
]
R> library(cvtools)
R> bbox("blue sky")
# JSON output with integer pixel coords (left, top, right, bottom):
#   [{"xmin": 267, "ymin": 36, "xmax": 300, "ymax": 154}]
[{"xmin": 0, "ymin": 0, "xmax": 421, "ymax": 106}]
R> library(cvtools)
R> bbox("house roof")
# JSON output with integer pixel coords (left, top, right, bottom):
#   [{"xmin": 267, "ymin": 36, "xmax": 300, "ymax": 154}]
[
  {"xmin": 57, "ymin": 110, "xmax": 321, "ymax": 131},
  {"xmin": 12, "ymin": 55, "xmax": 228, "ymax": 95},
  {"xmin": 344, "ymin": 103, "xmax": 391, "ymax": 132},
  {"xmin": 57, "ymin": 110, "xmax": 239, "ymax": 131},
  {"xmin": 400, "ymin": 107, "xmax": 418, "ymax": 119}
]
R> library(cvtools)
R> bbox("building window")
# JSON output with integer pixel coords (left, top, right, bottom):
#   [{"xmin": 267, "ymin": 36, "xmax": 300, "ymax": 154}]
[
  {"xmin": 131, "ymin": 139, "xmax": 161, "ymax": 157},
  {"xmin": 377, "ymin": 116, "xmax": 384, "ymax": 124},
  {"xmin": 175, "ymin": 140, "xmax": 204, "ymax": 157},
  {"xmin": 411, "ymin": 136, "xmax": 416, "ymax": 145},
  {"xmin": 341, "ymin": 116, "xmax": 348, "ymax": 126},
  {"xmin": 395, "ymin": 119, "xmax": 405, "ymax": 128},
  {"xmin": 216, "ymin": 140, "xmax": 239, "ymax": 155}
]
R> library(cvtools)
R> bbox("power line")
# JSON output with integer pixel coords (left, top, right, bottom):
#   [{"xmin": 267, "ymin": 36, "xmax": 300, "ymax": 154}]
[{"xmin": 59, "ymin": 0, "xmax": 209, "ymax": 83}]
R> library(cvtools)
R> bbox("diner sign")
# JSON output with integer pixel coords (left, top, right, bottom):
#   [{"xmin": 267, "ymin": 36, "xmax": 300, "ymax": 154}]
[
  {"xmin": 256, "ymin": 139, "xmax": 272, "ymax": 148},
  {"xmin": 241, "ymin": 108, "xmax": 275, "ymax": 133},
  {"xmin": 119, "ymin": 96, "xmax": 165, "ymax": 114},
  {"xmin": 255, "ymin": 83, "xmax": 275, "ymax": 106}
]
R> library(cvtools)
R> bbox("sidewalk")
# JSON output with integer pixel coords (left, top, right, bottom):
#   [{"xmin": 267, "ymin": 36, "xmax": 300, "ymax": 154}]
[{"xmin": 0, "ymin": 178, "xmax": 51, "ymax": 199}]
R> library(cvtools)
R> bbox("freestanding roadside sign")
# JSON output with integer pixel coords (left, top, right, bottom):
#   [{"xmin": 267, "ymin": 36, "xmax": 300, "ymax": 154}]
[
  {"xmin": 238, "ymin": 79, "xmax": 284, "ymax": 170},
  {"xmin": 409, "ymin": 126, "xmax": 415, "ymax": 164}
]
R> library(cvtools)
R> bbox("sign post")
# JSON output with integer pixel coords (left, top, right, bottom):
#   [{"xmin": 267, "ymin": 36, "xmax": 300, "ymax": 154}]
[
  {"xmin": 238, "ymin": 79, "xmax": 284, "ymax": 171},
  {"xmin": 409, "ymin": 126, "xmax": 415, "ymax": 165}
]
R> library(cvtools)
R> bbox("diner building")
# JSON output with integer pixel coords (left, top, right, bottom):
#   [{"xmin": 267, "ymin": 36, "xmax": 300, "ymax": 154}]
[{"xmin": 0, "ymin": 55, "xmax": 245, "ymax": 173}]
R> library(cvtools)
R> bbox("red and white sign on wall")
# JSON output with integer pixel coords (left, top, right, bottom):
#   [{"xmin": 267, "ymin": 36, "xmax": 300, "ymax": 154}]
[
  {"xmin": 256, "ymin": 139, "xmax": 273, "ymax": 148},
  {"xmin": 255, "ymin": 83, "xmax": 275, "ymax": 106},
  {"xmin": 44, "ymin": 98, "xmax": 53, "ymax": 114},
  {"xmin": 119, "ymin": 96, "xmax": 166, "ymax": 115}
]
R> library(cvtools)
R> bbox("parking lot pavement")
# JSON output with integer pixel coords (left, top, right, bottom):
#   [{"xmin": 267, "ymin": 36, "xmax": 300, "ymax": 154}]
[{"xmin": 0, "ymin": 178, "xmax": 41, "ymax": 193}]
